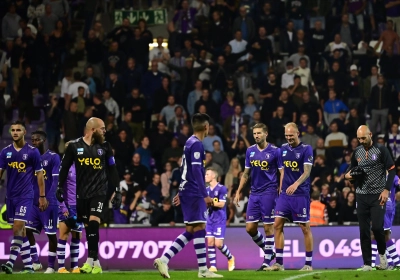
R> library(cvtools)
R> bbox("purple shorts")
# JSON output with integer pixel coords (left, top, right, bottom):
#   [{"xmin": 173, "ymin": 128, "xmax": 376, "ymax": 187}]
[
  {"xmin": 6, "ymin": 198, "xmax": 32, "ymax": 225},
  {"xmin": 58, "ymin": 205, "xmax": 83, "ymax": 233},
  {"xmin": 206, "ymin": 223, "xmax": 226, "ymax": 239},
  {"xmin": 384, "ymin": 202, "xmax": 394, "ymax": 231},
  {"xmin": 275, "ymin": 194, "xmax": 310, "ymax": 223},
  {"xmin": 246, "ymin": 193, "xmax": 277, "ymax": 224},
  {"xmin": 26, "ymin": 205, "xmax": 58, "ymax": 235},
  {"xmin": 180, "ymin": 196, "xmax": 207, "ymax": 224}
]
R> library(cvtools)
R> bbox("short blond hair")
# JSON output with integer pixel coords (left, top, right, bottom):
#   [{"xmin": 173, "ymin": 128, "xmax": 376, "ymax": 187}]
[
  {"xmin": 206, "ymin": 167, "xmax": 219, "ymax": 180},
  {"xmin": 284, "ymin": 122, "xmax": 299, "ymax": 131}
]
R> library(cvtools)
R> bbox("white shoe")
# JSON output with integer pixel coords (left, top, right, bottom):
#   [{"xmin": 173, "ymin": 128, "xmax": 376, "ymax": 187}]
[
  {"xmin": 299, "ymin": 265, "xmax": 313, "ymax": 271},
  {"xmin": 32, "ymin": 263, "xmax": 42, "ymax": 271},
  {"xmin": 198, "ymin": 269, "xmax": 223, "ymax": 278},
  {"xmin": 265, "ymin": 263, "xmax": 285, "ymax": 271},
  {"xmin": 154, "ymin": 258, "xmax": 170, "ymax": 279},
  {"xmin": 44, "ymin": 267, "xmax": 55, "ymax": 274},
  {"xmin": 377, "ymin": 254, "xmax": 388, "ymax": 270},
  {"xmin": 361, "ymin": 265, "xmax": 373, "ymax": 271},
  {"xmin": 209, "ymin": 266, "xmax": 217, "ymax": 272}
]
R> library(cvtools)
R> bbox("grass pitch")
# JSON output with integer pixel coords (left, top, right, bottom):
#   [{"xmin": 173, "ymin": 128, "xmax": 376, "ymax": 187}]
[{"xmin": 1, "ymin": 270, "xmax": 399, "ymax": 280}]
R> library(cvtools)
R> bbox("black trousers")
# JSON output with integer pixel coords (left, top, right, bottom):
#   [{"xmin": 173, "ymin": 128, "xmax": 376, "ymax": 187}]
[{"xmin": 356, "ymin": 193, "xmax": 386, "ymax": 266}]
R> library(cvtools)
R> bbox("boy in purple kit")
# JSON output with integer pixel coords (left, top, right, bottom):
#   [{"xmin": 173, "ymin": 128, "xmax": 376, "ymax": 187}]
[
  {"xmin": 26, "ymin": 131, "xmax": 60, "ymax": 274},
  {"xmin": 267, "ymin": 122, "xmax": 314, "ymax": 271},
  {"xmin": 234, "ymin": 123, "xmax": 282, "ymax": 270},
  {"xmin": 205, "ymin": 168, "xmax": 235, "ymax": 272},
  {"xmin": 0, "ymin": 121, "xmax": 47, "ymax": 274},
  {"xmin": 57, "ymin": 141, "xmax": 83, "ymax": 274},
  {"xmin": 154, "ymin": 113, "xmax": 222, "ymax": 279}
]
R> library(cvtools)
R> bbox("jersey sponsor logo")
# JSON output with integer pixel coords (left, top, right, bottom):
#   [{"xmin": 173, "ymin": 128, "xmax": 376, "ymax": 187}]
[
  {"xmin": 78, "ymin": 158, "xmax": 103, "ymax": 169},
  {"xmin": 97, "ymin": 149, "xmax": 104, "ymax": 156},
  {"xmin": 6, "ymin": 152, "xmax": 12, "ymax": 158},
  {"xmin": 22, "ymin": 154, "xmax": 28, "ymax": 160},
  {"xmin": 8, "ymin": 162, "xmax": 26, "ymax": 173},
  {"xmin": 265, "ymin": 153, "xmax": 271, "ymax": 159},
  {"xmin": 295, "ymin": 153, "xmax": 300, "ymax": 159},
  {"xmin": 77, "ymin": 148, "xmax": 84, "ymax": 155},
  {"xmin": 42, "ymin": 160, "xmax": 48, "ymax": 166},
  {"xmin": 250, "ymin": 160, "xmax": 269, "ymax": 170},
  {"xmin": 372, "ymin": 154, "xmax": 377, "ymax": 160},
  {"xmin": 283, "ymin": 160, "xmax": 299, "ymax": 171},
  {"xmin": 283, "ymin": 151, "xmax": 287, "ymax": 156},
  {"xmin": 250, "ymin": 152, "xmax": 255, "ymax": 157},
  {"xmin": 194, "ymin": 152, "xmax": 200, "ymax": 159}
]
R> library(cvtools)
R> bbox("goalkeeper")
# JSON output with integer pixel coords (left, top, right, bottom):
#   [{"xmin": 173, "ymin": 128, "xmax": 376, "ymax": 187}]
[{"xmin": 345, "ymin": 125, "xmax": 395, "ymax": 271}]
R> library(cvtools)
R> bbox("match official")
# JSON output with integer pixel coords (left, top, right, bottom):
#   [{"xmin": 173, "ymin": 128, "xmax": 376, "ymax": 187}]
[{"xmin": 345, "ymin": 125, "xmax": 395, "ymax": 271}]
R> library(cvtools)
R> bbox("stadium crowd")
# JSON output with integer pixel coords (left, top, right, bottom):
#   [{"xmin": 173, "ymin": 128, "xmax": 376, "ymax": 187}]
[{"xmin": 1, "ymin": 0, "xmax": 400, "ymax": 227}]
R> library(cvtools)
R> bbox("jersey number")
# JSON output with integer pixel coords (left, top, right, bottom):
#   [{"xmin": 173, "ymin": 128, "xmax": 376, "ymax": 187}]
[
  {"xmin": 19, "ymin": 206, "xmax": 27, "ymax": 214},
  {"xmin": 97, "ymin": 202, "xmax": 104, "ymax": 212},
  {"xmin": 181, "ymin": 154, "xmax": 187, "ymax": 181}
]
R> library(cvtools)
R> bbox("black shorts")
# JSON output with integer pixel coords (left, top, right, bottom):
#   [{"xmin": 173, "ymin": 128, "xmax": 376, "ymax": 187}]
[{"xmin": 77, "ymin": 196, "xmax": 106, "ymax": 224}]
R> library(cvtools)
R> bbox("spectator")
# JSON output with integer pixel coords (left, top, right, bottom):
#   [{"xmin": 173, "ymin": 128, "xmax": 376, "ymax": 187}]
[
  {"xmin": 209, "ymin": 11, "xmax": 231, "ymax": 56},
  {"xmin": 65, "ymin": 72, "xmax": 89, "ymax": 110},
  {"xmin": 204, "ymin": 152, "xmax": 223, "ymax": 180},
  {"xmin": 347, "ymin": 65, "xmax": 363, "ymax": 109},
  {"xmin": 362, "ymin": 65, "xmax": 379, "ymax": 101},
  {"xmin": 149, "ymin": 122, "xmax": 173, "ymax": 168},
  {"xmin": 332, "ymin": 14, "xmax": 358, "ymax": 51},
  {"xmin": 314, "ymin": 137, "xmax": 326, "ymax": 158},
  {"xmin": 141, "ymin": 61, "xmax": 164, "ymax": 121},
  {"xmin": 289, "ymin": 58, "xmax": 315, "ymax": 90},
  {"xmin": 153, "ymin": 77, "xmax": 171, "ymax": 118},
  {"xmin": 114, "ymin": 129, "xmax": 135, "ymax": 168},
  {"xmin": 103, "ymin": 90, "xmax": 120, "ymax": 121},
  {"xmin": 369, "ymin": 74, "xmax": 390, "ymax": 135},
  {"xmin": 288, "ymin": 75, "xmax": 308, "ymax": 110},
  {"xmin": 223, "ymin": 105, "xmax": 244, "ymax": 143},
  {"xmin": 343, "ymin": 0, "xmax": 366, "ymax": 40},
  {"xmin": 28, "ymin": 0, "xmax": 45, "ymax": 27},
  {"xmin": 232, "ymin": 6, "xmax": 255, "ymax": 42},
  {"xmin": 249, "ymin": 26, "xmax": 273, "ymax": 78},
  {"xmin": 107, "ymin": 18, "xmax": 133, "ymax": 55},
  {"xmin": 136, "ymin": 136, "xmax": 152, "ymax": 171},
  {"xmin": 162, "ymin": 138, "xmax": 183, "ymax": 167},
  {"xmin": 169, "ymin": 48, "xmax": 185, "ymax": 97},
  {"xmin": 129, "ymin": 153, "xmax": 150, "ymax": 190},
  {"xmin": 2, "ymin": 4, "xmax": 21, "ymax": 40},
  {"xmin": 72, "ymin": 86, "xmax": 90, "ymax": 115},
  {"xmin": 203, "ymin": 124, "xmax": 224, "ymax": 152},
  {"xmin": 375, "ymin": 20, "xmax": 400, "ymax": 53},
  {"xmin": 339, "ymin": 191, "xmax": 358, "ymax": 224},
  {"xmin": 187, "ymin": 80, "xmax": 203, "ymax": 117},
  {"xmin": 112, "ymin": 192, "xmax": 130, "ymax": 224},
  {"xmin": 146, "ymin": 173, "xmax": 162, "ymax": 205},
  {"xmin": 149, "ymin": 36, "xmax": 170, "ymax": 74},
  {"xmin": 168, "ymin": 106, "xmax": 188, "ymax": 134},
  {"xmin": 119, "ymin": 111, "xmax": 134, "ymax": 141},
  {"xmin": 385, "ymin": 123, "xmax": 400, "ymax": 163},
  {"xmin": 338, "ymin": 149, "xmax": 352, "ymax": 176},
  {"xmin": 324, "ymin": 90, "xmax": 349, "ymax": 125},
  {"xmin": 172, "ymin": 0, "xmax": 197, "ymax": 36},
  {"xmin": 82, "ymin": 66, "xmax": 100, "ymax": 96},
  {"xmin": 109, "ymin": 71, "xmax": 126, "ymax": 107},
  {"xmin": 46, "ymin": 95, "xmax": 62, "ymax": 152},
  {"xmin": 234, "ymin": 65, "xmax": 252, "ymax": 101},
  {"xmin": 386, "ymin": 0, "xmax": 400, "ymax": 37},
  {"xmin": 310, "ymin": 191, "xmax": 328, "ymax": 226},
  {"xmin": 327, "ymin": 197, "xmax": 340, "ymax": 224},
  {"xmin": 281, "ymin": 61, "xmax": 295, "ymax": 89},
  {"xmin": 332, "ymin": 109, "xmax": 351, "ymax": 135},
  {"xmin": 177, "ymin": 124, "xmax": 190, "ymax": 147},
  {"xmin": 130, "ymin": 27, "xmax": 149, "ymax": 73},
  {"xmin": 160, "ymin": 162, "xmax": 172, "ymax": 198},
  {"xmin": 324, "ymin": 121, "xmax": 348, "ymax": 160},
  {"xmin": 122, "ymin": 58, "xmax": 141, "ymax": 95},
  {"xmin": 289, "ymin": 43, "xmax": 311, "ymax": 68},
  {"xmin": 150, "ymin": 199, "xmax": 175, "ymax": 227},
  {"xmin": 280, "ymin": 20, "xmax": 297, "ymax": 55},
  {"xmin": 85, "ymin": 29, "xmax": 105, "ymax": 79},
  {"xmin": 229, "ymin": 30, "xmax": 248, "ymax": 62},
  {"xmin": 181, "ymin": 39, "xmax": 198, "ymax": 59},
  {"xmin": 62, "ymin": 101, "xmax": 79, "ymax": 142},
  {"xmin": 320, "ymin": 184, "xmax": 332, "ymax": 205},
  {"xmin": 224, "ymin": 157, "xmax": 242, "ymax": 192},
  {"xmin": 379, "ymin": 46, "xmax": 400, "ymax": 93},
  {"xmin": 159, "ymin": 95, "xmax": 186, "ymax": 124},
  {"xmin": 211, "ymin": 140, "xmax": 230, "ymax": 175},
  {"xmin": 269, "ymin": 106, "xmax": 288, "ymax": 146},
  {"xmin": 298, "ymin": 113, "xmax": 310, "ymax": 136},
  {"xmin": 92, "ymin": 93, "xmax": 109, "ymax": 120},
  {"xmin": 18, "ymin": 65, "xmax": 36, "ymax": 123},
  {"xmin": 256, "ymin": 2, "xmax": 278, "ymax": 34},
  {"xmin": 40, "ymin": 4, "xmax": 58, "ymax": 35},
  {"xmin": 243, "ymin": 94, "xmax": 258, "ymax": 121},
  {"xmin": 104, "ymin": 41, "xmax": 126, "ymax": 75},
  {"xmin": 277, "ymin": 90, "xmax": 297, "ymax": 123}
]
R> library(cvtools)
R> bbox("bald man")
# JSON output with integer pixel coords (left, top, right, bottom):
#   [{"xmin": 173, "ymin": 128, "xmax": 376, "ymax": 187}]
[
  {"xmin": 345, "ymin": 125, "xmax": 395, "ymax": 271},
  {"xmin": 267, "ymin": 122, "xmax": 314, "ymax": 271},
  {"xmin": 56, "ymin": 118, "xmax": 122, "ymax": 274}
]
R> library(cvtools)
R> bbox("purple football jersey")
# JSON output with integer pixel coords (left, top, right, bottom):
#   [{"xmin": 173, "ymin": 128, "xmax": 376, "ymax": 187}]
[
  {"xmin": 33, "ymin": 150, "xmax": 60, "ymax": 206},
  {"xmin": 206, "ymin": 183, "xmax": 227, "ymax": 224},
  {"xmin": 244, "ymin": 144, "xmax": 282, "ymax": 195},
  {"xmin": 280, "ymin": 143, "xmax": 313, "ymax": 196},
  {"xmin": 61, "ymin": 163, "xmax": 77, "ymax": 207},
  {"xmin": 179, "ymin": 135, "xmax": 208, "ymax": 198},
  {"xmin": 0, "ymin": 143, "xmax": 43, "ymax": 200},
  {"xmin": 388, "ymin": 175, "xmax": 399, "ymax": 204}
]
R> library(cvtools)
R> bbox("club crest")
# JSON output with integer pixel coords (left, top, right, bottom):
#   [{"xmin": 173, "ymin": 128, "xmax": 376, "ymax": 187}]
[
  {"xmin": 97, "ymin": 149, "xmax": 104, "ymax": 155},
  {"xmin": 371, "ymin": 154, "xmax": 377, "ymax": 160},
  {"xmin": 42, "ymin": 160, "xmax": 48, "ymax": 166},
  {"xmin": 22, "ymin": 154, "xmax": 28, "ymax": 160},
  {"xmin": 265, "ymin": 153, "xmax": 271, "ymax": 159},
  {"xmin": 295, "ymin": 153, "xmax": 301, "ymax": 159}
]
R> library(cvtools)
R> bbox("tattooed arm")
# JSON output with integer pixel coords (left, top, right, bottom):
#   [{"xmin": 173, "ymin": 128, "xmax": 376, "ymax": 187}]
[{"xmin": 286, "ymin": 164, "xmax": 312, "ymax": 195}]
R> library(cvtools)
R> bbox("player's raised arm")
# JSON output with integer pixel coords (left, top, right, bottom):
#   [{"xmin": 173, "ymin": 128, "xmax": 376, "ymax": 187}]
[
  {"xmin": 106, "ymin": 142, "xmax": 122, "ymax": 209},
  {"xmin": 56, "ymin": 142, "xmax": 75, "ymax": 202}
]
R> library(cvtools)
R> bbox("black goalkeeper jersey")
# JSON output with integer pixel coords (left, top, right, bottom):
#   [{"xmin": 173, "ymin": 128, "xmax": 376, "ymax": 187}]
[{"xmin": 58, "ymin": 137, "xmax": 115, "ymax": 199}]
